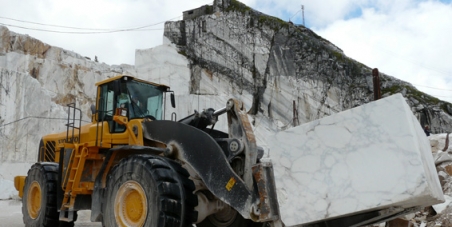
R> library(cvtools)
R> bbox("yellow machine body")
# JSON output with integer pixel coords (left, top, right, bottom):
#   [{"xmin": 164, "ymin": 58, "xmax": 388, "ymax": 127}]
[{"xmin": 15, "ymin": 75, "xmax": 170, "ymax": 210}]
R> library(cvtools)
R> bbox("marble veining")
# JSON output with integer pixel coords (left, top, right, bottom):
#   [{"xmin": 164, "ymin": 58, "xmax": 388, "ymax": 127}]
[{"xmin": 267, "ymin": 94, "xmax": 444, "ymax": 226}]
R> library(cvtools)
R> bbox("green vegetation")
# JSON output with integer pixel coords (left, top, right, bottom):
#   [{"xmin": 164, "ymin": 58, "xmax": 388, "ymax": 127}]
[
  {"xmin": 382, "ymin": 84, "xmax": 440, "ymax": 104},
  {"xmin": 348, "ymin": 83, "xmax": 368, "ymax": 89},
  {"xmin": 333, "ymin": 51, "xmax": 342, "ymax": 60},
  {"xmin": 257, "ymin": 14, "xmax": 287, "ymax": 31},
  {"xmin": 225, "ymin": 0, "xmax": 289, "ymax": 31},
  {"xmin": 407, "ymin": 86, "xmax": 439, "ymax": 104},
  {"xmin": 379, "ymin": 75, "xmax": 388, "ymax": 83},
  {"xmin": 178, "ymin": 50, "xmax": 187, "ymax": 57},
  {"xmin": 309, "ymin": 31, "xmax": 323, "ymax": 41},
  {"xmin": 226, "ymin": 0, "xmax": 251, "ymax": 14},
  {"xmin": 350, "ymin": 63, "xmax": 362, "ymax": 76},
  {"xmin": 205, "ymin": 5, "xmax": 213, "ymax": 14},
  {"xmin": 332, "ymin": 51, "xmax": 343, "ymax": 61},
  {"xmin": 381, "ymin": 84, "xmax": 402, "ymax": 95}
]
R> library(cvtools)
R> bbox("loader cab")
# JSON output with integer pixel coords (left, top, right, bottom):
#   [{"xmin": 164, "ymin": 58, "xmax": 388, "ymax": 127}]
[{"xmin": 93, "ymin": 75, "xmax": 170, "ymax": 133}]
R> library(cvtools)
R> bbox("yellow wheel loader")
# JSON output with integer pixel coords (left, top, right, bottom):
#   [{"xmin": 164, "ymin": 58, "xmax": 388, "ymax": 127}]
[{"xmin": 14, "ymin": 75, "xmax": 278, "ymax": 227}]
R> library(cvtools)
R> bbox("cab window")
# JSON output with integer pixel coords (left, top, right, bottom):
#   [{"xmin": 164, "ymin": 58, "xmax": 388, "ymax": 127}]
[{"xmin": 98, "ymin": 82, "xmax": 126, "ymax": 133}]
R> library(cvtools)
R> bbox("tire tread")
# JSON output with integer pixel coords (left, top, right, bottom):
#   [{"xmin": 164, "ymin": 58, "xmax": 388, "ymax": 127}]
[
  {"xmin": 22, "ymin": 163, "xmax": 77, "ymax": 227},
  {"xmin": 102, "ymin": 155, "xmax": 196, "ymax": 227}
]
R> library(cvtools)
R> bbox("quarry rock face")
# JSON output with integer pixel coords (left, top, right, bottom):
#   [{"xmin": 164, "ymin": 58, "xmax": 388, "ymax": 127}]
[
  {"xmin": 164, "ymin": 0, "xmax": 452, "ymax": 134},
  {"xmin": 0, "ymin": 26, "xmax": 135, "ymax": 163}
]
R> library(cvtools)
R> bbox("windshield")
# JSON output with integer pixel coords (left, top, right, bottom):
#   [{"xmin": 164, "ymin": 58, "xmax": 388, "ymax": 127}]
[{"xmin": 117, "ymin": 80, "xmax": 164, "ymax": 120}]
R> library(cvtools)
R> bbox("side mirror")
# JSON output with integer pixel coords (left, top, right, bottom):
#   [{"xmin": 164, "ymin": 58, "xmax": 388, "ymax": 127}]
[
  {"xmin": 90, "ymin": 104, "xmax": 96, "ymax": 114},
  {"xmin": 170, "ymin": 93, "xmax": 176, "ymax": 108}
]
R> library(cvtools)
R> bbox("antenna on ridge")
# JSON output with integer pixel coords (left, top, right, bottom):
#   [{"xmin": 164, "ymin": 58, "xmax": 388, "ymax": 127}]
[
  {"xmin": 289, "ymin": 4, "xmax": 306, "ymax": 26},
  {"xmin": 302, "ymin": 5, "xmax": 305, "ymax": 26}
]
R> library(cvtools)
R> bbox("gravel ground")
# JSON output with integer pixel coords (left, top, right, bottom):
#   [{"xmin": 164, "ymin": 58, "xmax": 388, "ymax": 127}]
[{"xmin": 0, "ymin": 199, "xmax": 101, "ymax": 227}]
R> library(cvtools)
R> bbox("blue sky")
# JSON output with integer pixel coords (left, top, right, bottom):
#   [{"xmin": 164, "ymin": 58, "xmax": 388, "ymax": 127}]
[
  {"xmin": 0, "ymin": 0, "xmax": 451, "ymax": 102},
  {"xmin": 345, "ymin": 7, "xmax": 363, "ymax": 20}
]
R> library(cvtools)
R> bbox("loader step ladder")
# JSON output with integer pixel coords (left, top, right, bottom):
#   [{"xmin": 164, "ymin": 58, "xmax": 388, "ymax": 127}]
[
  {"xmin": 65, "ymin": 103, "xmax": 81, "ymax": 144},
  {"xmin": 60, "ymin": 103, "xmax": 83, "ymax": 222}
]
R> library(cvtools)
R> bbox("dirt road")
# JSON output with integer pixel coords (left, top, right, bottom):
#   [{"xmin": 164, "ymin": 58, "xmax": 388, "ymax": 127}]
[{"xmin": 0, "ymin": 199, "xmax": 101, "ymax": 227}]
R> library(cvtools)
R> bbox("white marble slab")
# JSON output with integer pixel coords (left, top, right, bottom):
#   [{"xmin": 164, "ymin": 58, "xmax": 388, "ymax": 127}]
[{"xmin": 267, "ymin": 94, "xmax": 444, "ymax": 226}]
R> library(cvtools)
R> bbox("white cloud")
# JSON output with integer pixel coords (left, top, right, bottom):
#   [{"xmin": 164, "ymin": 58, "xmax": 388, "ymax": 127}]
[
  {"xmin": 0, "ymin": 0, "xmax": 211, "ymax": 65},
  {"xmin": 313, "ymin": 1, "xmax": 452, "ymax": 102}
]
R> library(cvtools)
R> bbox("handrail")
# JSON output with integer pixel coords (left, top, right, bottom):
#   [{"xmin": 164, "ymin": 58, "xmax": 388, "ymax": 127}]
[{"xmin": 65, "ymin": 103, "xmax": 82, "ymax": 144}]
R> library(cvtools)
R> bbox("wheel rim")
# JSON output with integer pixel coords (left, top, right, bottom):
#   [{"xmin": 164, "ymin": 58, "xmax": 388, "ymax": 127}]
[
  {"xmin": 208, "ymin": 206, "xmax": 238, "ymax": 226},
  {"xmin": 115, "ymin": 180, "xmax": 147, "ymax": 227},
  {"xmin": 27, "ymin": 181, "xmax": 41, "ymax": 219}
]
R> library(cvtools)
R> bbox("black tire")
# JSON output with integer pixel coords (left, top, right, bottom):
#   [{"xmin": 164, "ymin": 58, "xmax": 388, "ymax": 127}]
[
  {"xmin": 196, "ymin": 207, "xmax": 264, "ymax": 227},
  {"xmin": 59, "ymin": 212, "xmax": 78, "ymax": 227},
  {"xmin": 22, "ymin": 162, "xmax": 77, "ymax": 227},
  {"xmin": 102, "ymin": 155, "xmax": 197, "ymax": 227}
]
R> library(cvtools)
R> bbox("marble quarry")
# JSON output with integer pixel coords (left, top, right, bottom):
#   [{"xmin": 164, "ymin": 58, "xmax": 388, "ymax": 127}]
[
  {"xmin": 267, "ymin": 93, "xmax": 444, "ymax": 226},
  {"xmin": 0, "ymin": 2, "xmax": 449, "ymax": 224}
]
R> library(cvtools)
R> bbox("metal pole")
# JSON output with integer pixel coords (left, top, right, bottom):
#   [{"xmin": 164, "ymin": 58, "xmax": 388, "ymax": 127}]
[
  {"xmin": 372, "ymin": 68, "xmax": 381, "ymax": 100},
  {"xmin": 293, "ymin": 100, "xmax": 299, "ymax": 126},
  {"xmin": 302, "ymin": 5, "xmax": 305, "ymax": 26},
  {"xmin": 213, "ymin": 107, "xmax": 227, "ymax": 116}
]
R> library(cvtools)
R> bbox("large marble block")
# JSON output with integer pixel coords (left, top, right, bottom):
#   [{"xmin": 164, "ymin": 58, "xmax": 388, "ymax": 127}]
[{"xmin": 267, "ymin": 94, "xmax": 444, "ymax": 226}]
